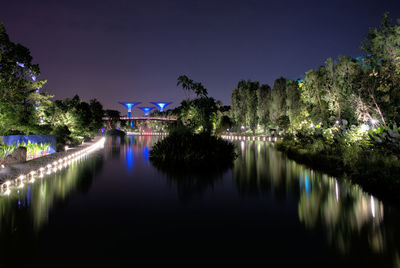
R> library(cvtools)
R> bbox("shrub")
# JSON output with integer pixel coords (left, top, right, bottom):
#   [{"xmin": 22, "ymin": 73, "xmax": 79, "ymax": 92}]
[
  {"xmin": 105, "ymin": 129, "xmax": 126, "ymax": 136},
  {"xmin": 150, "ymin": 131, "xmax": 237, "ymax": 171}
]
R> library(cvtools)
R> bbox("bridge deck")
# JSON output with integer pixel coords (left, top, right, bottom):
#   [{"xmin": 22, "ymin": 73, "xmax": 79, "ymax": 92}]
[{"xmin": 103, "ymin": 116, "xmax": 177, "ymax": 121}]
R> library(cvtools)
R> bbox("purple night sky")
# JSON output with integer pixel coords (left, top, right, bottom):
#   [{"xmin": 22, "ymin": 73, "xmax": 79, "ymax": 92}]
[{"xmin": 1, "ymin": 0, "xmax": 400, "ymax": 115}]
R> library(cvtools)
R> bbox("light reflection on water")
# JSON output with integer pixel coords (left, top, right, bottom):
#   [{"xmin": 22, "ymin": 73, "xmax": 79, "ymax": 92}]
[
  {"xmin": 232, "ymin": 140, "xmax": 398, "ymax": 260},
  {"xmin": 0, "ymin": 153, "xmax": 104, "ymax": 235},
  {"xmin": 0, "ymin": 136, "xmax": 399, "ymax": 266}
]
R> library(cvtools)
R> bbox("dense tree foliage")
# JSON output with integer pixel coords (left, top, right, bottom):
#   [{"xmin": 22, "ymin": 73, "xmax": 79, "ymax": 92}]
[
  {"xmin": 42, "ymin": 95, "xmax": 104, "ymax": 147},
  {"xmin": 0, "ymin": 23, "xmax": 105, "ymax": 149},
  {"xmin": 174, "ymin": 76, "xmax": 220, "ymax": 134},
  {"xmin": 0, "ymin": 23, "xmax": 48, "ymax": 135},
  {"xmin": 229, "ymin": 14, "xmax": 400, "ymax": 139}
]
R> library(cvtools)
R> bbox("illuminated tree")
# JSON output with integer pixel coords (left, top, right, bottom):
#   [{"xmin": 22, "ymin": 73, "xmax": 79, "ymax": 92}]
[
  {"xmin": 0, "ymin": 23, "xmax": 47, "ymax": 134},
  {"xmin": 257, "ymin": 84, "xmax": 271, "ymax": 134}
]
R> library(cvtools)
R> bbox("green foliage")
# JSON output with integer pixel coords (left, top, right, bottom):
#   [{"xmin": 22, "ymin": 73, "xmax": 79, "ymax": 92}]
[
  {"xmin": 277, "ymin": 115, "xmax": 290, "ymax": 133},
  {"xmin": 0, "ymin": 142, "xmax": 14, "ymax": 160},
  {"xmin": 227, "ymin": 13, "xmax": 400, "ymax": 160},
  {"xmin": 175, "ymin": 75, "xmax": 223, "ymax": 134},
  {"xmin": 368, "ymin": 124, "xmax": 400, "ymax": 154},
  {"xmin": 51, "ymin": 125, "xmax": 72, "ymax": 150},
  {"xmin": 0, "ymin": 140, "xmax": 51, "ymax": 161},
  {"xmin": 215, "ymin": 115, "xmax": 232, "ymax": 135},
  {"xmin": 44, "ymin": 95, "xmax": 105, "ymax": 146},
  {"xmin": 150, "ymin": 131, "xmax": 237, "ymax": 170},
  {"xmin": 231, "ymin": 80, "xmax": 261, "ymax": 133},
  {"xmin": 0, "ymin": 23, "xmax": 47, "ymax": 135},
  {"xmin": 177, "ymin": 75, "xmax": 208, "ymax": 98},
  {"xmin": 0, "ymin": 23, "xmax": 105, "ymax": 145}
]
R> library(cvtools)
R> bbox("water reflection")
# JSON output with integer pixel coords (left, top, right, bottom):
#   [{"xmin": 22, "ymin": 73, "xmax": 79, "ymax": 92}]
[
  {"xmin": 1, "ymin": 136, "xmax": 399, "ymax": 266},
  {"xmin": 233, "ymin": 140, "xmax": 398, "ymax": 259},
  {"xmin": 0, "ymin": 153, "xmax": 104, "ymax": 237},
  {"xmin": 162, "ymin": 171, "xmax": 224, "ymax": 204}
]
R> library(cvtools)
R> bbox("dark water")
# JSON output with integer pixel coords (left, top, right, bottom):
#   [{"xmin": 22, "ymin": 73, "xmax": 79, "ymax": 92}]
[{"xmin": 1, "ymin": 135, "xmax": 400, "ymax": 266}]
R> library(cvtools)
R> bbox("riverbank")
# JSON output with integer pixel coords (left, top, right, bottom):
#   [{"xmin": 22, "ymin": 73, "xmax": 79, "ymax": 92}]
[
  {"xmin": 275, "ymin": 140, "xmax": 400, "ymax": 204},
  {"xmin": 0, "ymin": 136, "xmax": 105, "ymax": 195},
  {"xmin": 222, "ymin": 133, "xmax": 400, "ymax": 204}
]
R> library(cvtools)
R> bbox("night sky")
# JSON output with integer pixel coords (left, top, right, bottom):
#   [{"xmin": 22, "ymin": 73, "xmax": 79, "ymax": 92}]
[{"xmin": 1, "ymin": 0, "xmax": 400, "ymax": 115}]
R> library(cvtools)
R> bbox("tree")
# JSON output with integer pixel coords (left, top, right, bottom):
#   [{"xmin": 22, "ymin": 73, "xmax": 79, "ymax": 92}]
[
  {"xmin": 0, "ymin": 23, "xmax": 47, "ymax": 135},
  {"xmin": 256, "ymin": 84, "xmax": 271, "ymax": 133},
  {"xmin": 89, "ymin": 99, "xmax": 104, "ymax": 133},
  {"xmin": 285, "ymin": 80, "xmax": 301, "ymax": 131},
  {"xmin": 177, "ymin": 75, "xmax": 208, "ymax": 98},
  {"xmin": 245, "ymin": 80, "xmax": 259, "ymax": 134},
  {"xmin": 105, "ymin": 109, "xmax": 121, "ymax": 129},
  {"xmin": 360, "ymin": 13, "xmax": 400, "ymax": 125},
  {"xmin": 269, "ymin": 77, "xmax": 287, "ymax": 126},
  {"xmin": 176, "ymin": 75, "xmax": 217, "ymax": 134},
  {"xmin": 231, "ymin": 81, "xmax": 247, "ymax": 131}
]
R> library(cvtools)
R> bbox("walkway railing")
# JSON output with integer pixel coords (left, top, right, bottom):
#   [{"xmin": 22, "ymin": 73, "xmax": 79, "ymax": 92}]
[
  {"xmin": 126, "ymin": 132, "xmax": 168, "ymax": 136},
  {"xmin": 221, "ymin": 135, "xmax": 279, "ymax": 142},
  {"xmin": 102, "ymin": 116, "xmax": 177, "ymax": 121}
]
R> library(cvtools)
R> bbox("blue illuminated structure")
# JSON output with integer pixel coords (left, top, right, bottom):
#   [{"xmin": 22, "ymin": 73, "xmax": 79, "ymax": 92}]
[
  {"xmin": 150, "ymin": 102, "xmax": 172, "ymax": 112},
  {"xmin": 119, "ymin": 102, "xmax": 141, "ymax": 117},
  {"xmin": 138, "ymin": 107, "xmax": 156, "ymax": 117},
  {"xmin": 119, "ymin": 102, "xmax": 141, "ymax": 127}
]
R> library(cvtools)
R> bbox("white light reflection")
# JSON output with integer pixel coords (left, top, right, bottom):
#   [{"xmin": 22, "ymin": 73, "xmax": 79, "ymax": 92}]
[
  {"xmin": 371, "ymin": 196, "xmax": 375, "ymax": 218},
  {"xmin": 335, "ymin": 180, "xmax": 339, "ymax": 202}
]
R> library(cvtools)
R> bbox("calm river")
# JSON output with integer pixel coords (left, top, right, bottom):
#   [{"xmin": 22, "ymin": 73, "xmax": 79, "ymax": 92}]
[{"xmin": 1, "ymin": 135, "xmax": 399, "ymax": 266}]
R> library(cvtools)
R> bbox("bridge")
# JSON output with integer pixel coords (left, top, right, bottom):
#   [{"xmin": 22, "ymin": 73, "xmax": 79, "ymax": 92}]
[{"xmin": 102, "ymin": 116, "xmax": 177, "ymax": 122}]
